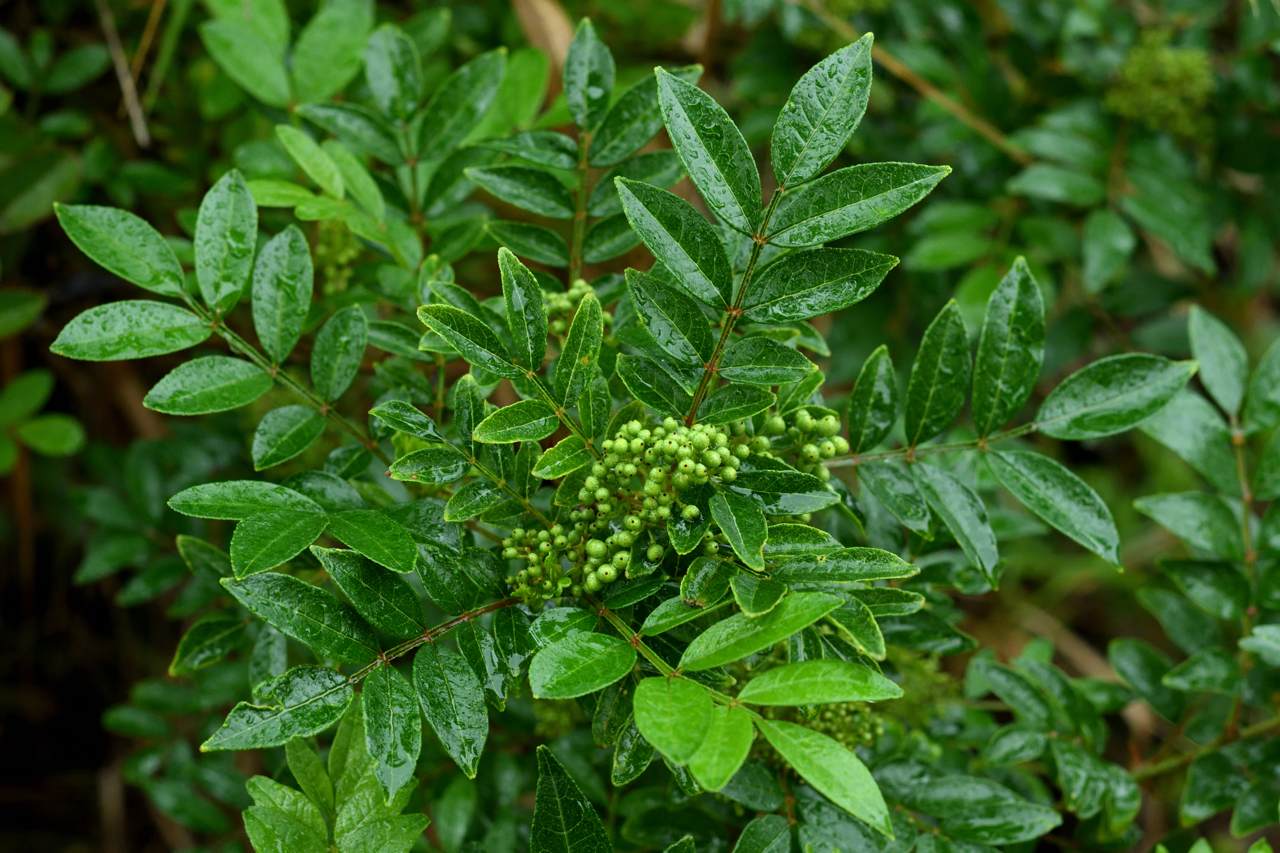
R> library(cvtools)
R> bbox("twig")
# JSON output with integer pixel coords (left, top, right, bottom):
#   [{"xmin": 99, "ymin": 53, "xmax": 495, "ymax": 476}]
[{"xmin": 94, "ymin": 0, "xmax": 151, "ymax": 148}]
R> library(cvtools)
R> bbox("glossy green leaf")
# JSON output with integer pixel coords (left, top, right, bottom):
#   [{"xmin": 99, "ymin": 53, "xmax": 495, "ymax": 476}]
[
  {"xmin": 1133, "ymin": 492, "xmax": 1242, "ymax": 560},
  {"xmin": 972, "ymin": 258, "xmax": 1044, "ymax": 435},
  {"xmin": 223, "ymin": 571, "xmax": 378, "ymax": 663},
  {"xmin": 728, "ymin": 458, "xmax": 838, "ymax": 515},
  {"xmin": 710, "ymin": 490, "xmax": 767, "ymax": 570},
  {"xmin": 633, "ymin": 676, "xmax": 714, "ymax": 763},
  {"xmin": 467, "ymin": 166, "xmax": 574, "ymax": 219},
  {"xmin": 528, "ymin": 632, "xmax": 636, "ymax": 699},
  {"xmin": 905, "ymin": 301, "xmax": 970, "ymax": 445},
  {"xmin": 767, "ymin": 162, "xmax": 949, "ymax": 247},
  {"xmin": 252, "ymin": 226, "xmax": 313, "ymax": 363},
  {"xmin": 444, "ymin": 479, "xmax": 507, "ymax": 522},
  {"xmin": 616, "ymin": 178, "xmax": 732, "ymax": 306},
  {"xmin": 487, "ymin": 221, "xmax": 569, "ymax": 267},
  {"xmin": 681, "ymin": 591, "xmax": 842, "ymax": 671},
  {"xmin": 169, "ymin": 614, "xmax": 248, "ymax": 676},
  {"xmin": 412, "ymin": 644, "xmax": 487, "ymax": 778},
  {"xmin": 416, "ymin": 49, "xmax": 506, "ymax": 157},
  {"xmin": 362, "ymin": 664, "xmax": 422, "ymax": 801},
  {"xmin": 687, "ymin": 704, "xmax": 754, "ymax": 791},
  {"xmin": 370, "ymin": 400, "xmax": 444, "ymax": 442},
  {"xmin": 699, "ymin": 384, "xmax": 775, "ymax": 425},
  {"xmin": 771, "ymin": 546, "xmax": 917, "ymax": 583},
  {"xmin": 1163, "ymin": 559, "xmax": 1249, "ymax": 622},
  {"xmin": 731, "ymin": 573, "xmax": 787, "ymax": 616},
  {"xmin": 276, "ymin": 125, "xmax": 343, "ymax": 198},
  {"xmin": 656, "ymin": 68, "xmax": 761, "ymax": 233},
  {"xmin": 51, "ymin": 300, "xmax": 210, "ymax": 361},
  {"xmin": 168, "ymin": 480, "xmax": 319, "ymax": 520},
  {"xmin": 418, "ymin": 303, "xmax": 521, "ymax": 379},
  {"xmin": 364, "ymin": 24, "xmax": 421, "ymax": 119},
  {"xmin": 757, "ymin": 719, "xmax": 891, "ymax": 836},
  {"xmin": 311, "ymin": 305, "xmax": 368, "ymax": 402},
  {"xmin": 388, "ymin": 445, "xmax": 468, "ymax": 485},
  {"xmin": 989, "ymin": 449, "xmax": 1120, "ymax": 564},
  {"xmin": 857, "ymin": 460, "xmax": 931, "ymax": 535},
  {"xmin": 733, "ymin": 815, "xmax": 790, "ymax": 853},
  {"xmin": 531, "ymin": 745, "xmax": 611, "ymax": 853},
  {"xmin": 473, "ymin": 400, "xmax": 559, "ymax": 444},
  {"xmin": 1036, "ymin": 355, "xmax": 1197, "ymax": 440},
  {"xmin": 914, "ymin": 463, "xmax": 999, "ymax": 584},
  {"xmin": 252, "ymin": 405, "xmax": 326, "ymax": 469},
  {"xmin": 1161, "ymin": 648, "xmax": 1239, "ymax": 694},
  {"xmin": 195, "ymin": 170, "xmax": 257, "ymax": 313},
  {"xmin": 589, "ymin": 65, "xmax": 701, "ymax": 167},
  {"xmin": 144, "ymin": 356, "xmax": 271, "ymax": 415},
  {"xmin": 846, "ymin": 345, "xmax": 897, "ymax": 453},
  {"xmin": 745, "ymin": 248, "xmax": 896, "ymax": 324},
  {"xmin": 1189, "ymin": 306, "xmax": 1247, "ymax": 417},
  {"xmin": 616, "ymin": 354, "xmax": 693, "ymax": 418},
  {"xmin": 563, "ymin": 18, "xmax": 614, "ymax": 130},
  {"xmin": 1139, "ymin": 390, "xmax": 1239, "ymax": 495},
  {"xmin": 327, "ymin": 509, "xmax": 419, "ymax": 573},
  {"xmin": 203, "ymin": 666, "xmax": 353, "ymax": 751},
  {"xmin": 720, "ymin": 338, "xmax": 812, "ymax": 385},
  {"xmin": 55, "ymin": 204, "xmax": 185, "ymax": 298},
  {"xmin": 499, "ymin": 247, "xmax": 547, "ymax": 371},
  {"xmin": 554, "ymin": 292, "xmax": 603, "ymax": 404},
  {"xmin": 314, "ymin": 546, "xmax": 424, "ymax": 640},
  {"xmin": 229, "ymin": 510, "xmax": 328, "ymax": 577},
  {"xmin": 533, "ymin": 436, "xmax": 592, "ymax": 479},
  {"xmin": 740, "ymin": 659, "xmax": 901, "ymax": 706}
]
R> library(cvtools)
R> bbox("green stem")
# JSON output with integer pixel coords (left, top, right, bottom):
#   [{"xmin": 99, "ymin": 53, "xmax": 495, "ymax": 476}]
[
  {"xmin": 825, "ymin": 422, "xmax": 1037, "ymax": 468},
  {"xmin": 569, "ymin": 131, "xmax": 593, "ymax": 284},
  {"xmin": 466, "ymin": 452, "xmax": 554, "ymax": 528},
  {"xmin": 348, "ymin": 597, "xmax": 520, "ymax": 683},
  {"xmin": 1132, "ymin": 715, "xmax": 1280, "ymax": 781},
  {"xmin": 532, "ymin": 375, "xmax": 602, "ymax": 459},
  {"xmin": 685, "ymin": 188, "xmax": 785, "ymax": 425}
]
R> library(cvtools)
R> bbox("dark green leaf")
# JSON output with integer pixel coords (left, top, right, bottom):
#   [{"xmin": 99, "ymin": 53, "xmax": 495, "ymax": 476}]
[
  {"xmin": 905, "ymin": 301, "xmax": 970, "ymax": 445},
  {"xmin": 616, "ymin": 354, "xmax": 693, "ymax": 417},
  {"xmin": 857, "ymin": 460, "xmax": 931, "ymax": 535},
  {"xmin": 314, "ymin": 546, "xmax": 424, "ymax": 640},
  {"xmin": 710, "ymin": 490, "xmax": 767, "ymax": 570},
  {"xmin": 417, "ymin": 49, "xmax": 506, "ymax": 158},
  {"xmin": 389, "ymin": 445, "xmax": 468, "ymax": 485},
  {"xmin": 772, "ymin": 546, "xmax": 917, "ymax": 583},
  {"xmin": 195, "ymin": 170, "xmax": 257, "ymax": 313},
  {"xmin": 531, "ymin": 745, "xmax": 611, "ymax": 853},
  {"xmin": 972, "ymin": 258, "xmax": 1044, "ymax": 435},
  {"xmin": 223, "ymin": 572, "xmax": 379, "ymax": 663},
  {"xmin": 989, "ymin": 450, "xmax": 1120, "ymax": 564},
  {"xmin": 1189, "ymin": 306, "xmax": 1247, "ymax": 417},
  {"xmin": 364, "ymin": 24, "xmax": 421, "ymax": 119},
  {"xmin": 1036, "ymin": 355, "xmax": 1197, "ymax": 440},
  {"xmin": 554, "ymin": 292, "xmax": 603, "ymax": 404},
  {"xmin": 499, "ymin": 247, "xmax": 547, "ymax": 371},
  {"xmin": 169, "ymin": 614, "xmax": 248, "ymax": 676},
  {"xmin": 846, "ymin": 345, "xmax": 897, "ymax": 453},
  {"xmin": 327, "ymin": 509, "xmax": 419, "ymax": 573},
  {"xmin": 168, "ymin": 480, "xmax": 319, "ymax": 520},
  {"xmin": 1244, "ymin": 339, "xmax": 1280, "ymax": 433},
  {"xmin": 533, "ymin": 436, "xmax": 593, "ymax": 479},
  {"xmin": 252, "ymin": 226, "xmax": 313, "ymax": 363},
  {"xmin": 55, "ymin": 204, "xmax": 185, "ymax": 297},
  {"xmin": 144, "ymin": 356, "xmax": 271, "ymax": 415},
  {"xmin": 487, "ymin": 221, "xmax": 569, "ymax": 267},
  {"xmin": 51, "ymin": 300, "xmax": 210, "ymax": 361},
  {"xmin": 626, "ymin": 267, "xmax": 714, "ymax": 363},
  {"xmin": 203, "ymin": 666, "xmax": 353, "ymax": 751},
  {"xmin": 418, "ymin": 304, "xmax": 521, "ymax": 378},
  {"xmin": 529, "ymin": 633, "xmax": 637, "ymax": 699},
  {"xmin": 229, "ymin": 509, "xmax": 328, "ymax": 576},
  {"xmin": 467, "ymin": 166, "xmax": 574, "ymax": 219},
  {"xmin": 590, "ymin": 65, "xmax": 701, "ymax": 167},
  {"xmin": 1134, "ymin": 492, "xmax": 1242, "ymax": 560},
  {"xmin": 699, "ymin": 385, "xmax": 775, "ymax": 425},
  {"xmin": 616, "ymin": 179, "xmax": 732, "ymax": 306},
  {"xmin": 563, "ymin": 19, "xmax": 614, "ymax": 130},
  {"xmin": 728, "ymin": 457, "xmax": 837, "ymax": 514},
  {"xmin": 745, "ymin": 248, "xmax": 896, "ymax": 324},
  {"xmin": 412, "ymin": 644, "xmax": 488, "ymax": 778},
  {"xmin": 720, "ymin": 338, "xmax": 812, "ymax": 385},
  {"xmin": 914, "ymin": 463, "xmax": 999, "ymax": 584},
  {"xmin": 362, "ymin": 665, "xmax": 422, "ymax": 801},
  {"xmin": 252, "ymin": 405, "xmax": 326, "ymax": 469}
]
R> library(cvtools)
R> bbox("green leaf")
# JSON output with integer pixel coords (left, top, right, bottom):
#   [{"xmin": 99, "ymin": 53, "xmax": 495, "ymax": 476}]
[
  {"xmin": 144, "ymin": 355, "xmax": 270, "ymax": 415},
  {"xmin": 14, "ymin": 414, "xmax": 84, "ymax": 456},
  {"xmin": 51, "ymin": 300, "xmax": 210, "ymax": 361},
  {"xmin": 733, "ymin": 815, "xmax": 791, "ymax": 853},
  {"xmin": 362, "ymin": 665, "xmax": 422, "ymax": 802},
  {"xmin": 554, "ymin": 292, "xmax": 603, "ymax": 404},
  {"xmin": 681, "ymin": 591, "xmax": 843, "ymax": 671},
  {"xmin": 487, "ymin": 221, "xmax": 569, "ymax": 267},
  {"xmin": 203, "ymin": 666, "xmax": 353, "ymax": 751},
  {"xmin": 285, "ymin": 737, "xmax": 333, "ymax": 821},
  {"xmin": 531, "ymin": 745, "xmax": 612, "ymax": 853},
  {"xmin": 528, "ymin": 633, "xmax": 637, "ymax": 699},
  {"xmin": 252, "ymin": 226, "xmax": 313, "ymax": 363},
  {"xmin": 418, "ymin": 304, "xmax": 521, "ymax": 379},
  {"xmin": 252, "ymin": 405, "xmax": 326, "ymax": 469},
  {"xmin": 626, "ymin": 267, "xmax": 714, "ymax": 364},
  {"xmin": 1240, "ymin": 624, "xmax": 1280, "ymax": 667},
  {"xmin": 710, "ymin": 491, "xmax": 767, "ymax": 570},
  {"xmin": 499, "ymin": 247, "xmax": 547, "ymax": 371},
  {"xmin": 846, "ymin": 345, "xmax": 897, "ymax": 453},
  {"xmin": 416, "ymin": 49, "xmax": 506, "ymax": 158},
  {"xmin": 169, "ymin": 614, "xmax": 248, "ymax": 676},
  {"xmin": 1133, "ymin": 492, "xmax": 1242, "ymax": 560},
  {"xmin": 767, "ymin": 162, "xmax": 949, "ymax": 247},
  {"xmin": 1188, "ymin": 306, "xmax": 1247, "ymax": 417},
  {"xmin": 616, "ymin": 354, "xmax": 693, "ymax": 418},
  {"xmin": 1139, "ymin": 390, "xmax": 1239, "ymax": 495},
  {"xmin": 195, "ymin": 170, "xmax": 257, "ymax": 313},
  {"xmin": 444, "ymin": 480, "xmax": 507, "ymax": 522},
  {"xmin": 972, "ymin": 258, "xmax": 1044, "ymax": 435},
  {"xmin": 858, "ymin": 460, "xmax": 931, "ymax": 535},
  {"xmin": 301, "ymin": 102, "xmax": 400, "ymax": 165},
  {"xmin": 276, "ymin": 125, "xmax": 344, "ymax": 198},
  {"xmin": 229, "ymin": 509, "xmax": 328, "ymax": 576},
  {"xmin": 656, "ymin": 68, "xmax": 761, "ymax": 233},
  {"xmin": 731, "ymin": 574, "xmax": 787, "ymax": 616},
  {"xmin": 739, "ymin": 659, "xmax": 902, "ymax": 705},
  {"xmin": 168, "ymin": 480, "xmax": 319, "ymax": 520},
  {"xmin": 467, "ymin": 166, "xmax": 574, "ymax": 219},
  {"xmin": 0, "ymin": 290, "xmax": 47, "ymax": 339},
  {"xmin": 533, "ymin": 436, "xmax": 593, "ymax": 479},
  {"xmin": 770, "ymin": 34, "xmax": 873, "ymax": 187},
  {"xmin": 0, "ymin": 371, "xmax": 50, "ymax": 427},
  {"xmin": 1036, "ymin": 355, "xmax": 1197, "ymax": 440},
  {"xmin": 1244, "ymin": 339, "xmax": 1280, "ymax": 433},
  {"xmin": 563, "ymin": 19, "xmax": 614, "ymax": 131},
  {"xmin": 327, "ymin": 509, "xmax": 419, "ymax": 573},
  {"xmin": 616, "ymin": 179, "xmax": 732, "ymax": 306},
  {"xmin": 1108, "ymin": 638, "xmax": 1185, "ymax": 721},
  {"xmin": 1257, "ymin": 430, "xmax": 1280, "ymax": 501},
  {"xmin": 633, "ymin": 676, "xmax": 714, "ymax": 762},
  {"xmin": 1081, "ymin": 209, "xmax": 1135, "ymax": 294},
  {"xmin": 473, "ymin": 400, "xmax": 559, "ymax": 444},
  {"xmin": 771, "ymin": 547, "xmax": 917, "ymax": 583},
  {"xmin": 728, "ymin": 458, "xmax": 838, "ymax": 515},
  {"xmin": 989, "ymin": 449, "xmax": 1120, "ymax": 564},
  {"xmin": 371, "ymin": 400, "xmax": 444, "ymax": 442},
  {"xmin": 905, "ymin": 301, "xmax": 970, "ymax": 445},
  {"xmin": 388, "ymin": 445, "xmax": 468, "ymax": 485},
  {"xmin": 687, "ymin": 704, "xmax": 755, "ymax": 791},
  {"xmin": 744, "ymin": 248, "xmax": 897, "ymax": 324},
  {"xmin": 55, "ymin": 204, "xmax": 185, "ymax": 298},
  {"xmin": 313, "ymin": 546, "xmax": 424, "ymax": 640},
  {"xmin": 914, "ymin": 463, "xmax": 999, "ymax": 584},
  {"xmin": 1008, "ymin": 163, "xmax": 1104, "ymax": 206},
  {"xmin": 224, "ymin": 570, "xmax": 379, "ymax": 664},
  {"xmin": 290, "ymin": 0, "xmax": 372, "ymax": 104},
  {"xmin": 364, "ymin": 23, "xmax": 421, "ymax": 119},
  {"xmin": 720, "ymin": 338, "xmax": 812, "ymax": 385},
  {"xmin": 589, "ymin": 65, "xmax": 701, "ymax": 167},
  {"xmin": 199, "ymin": 18, "xmax": 290, "ymax": 108},
  {"xmin": 699, "ymin": 385, "xmax": 775, "ymax": 425},
  {"xmin": 311, "ymin": 306, "xmax": 367, "ymax": 402},
  {"xmin": 756, "ymin": 719, "xmax": 891, "ymax": 837},
  {"xmin": 1163, "ymin": 559, "xmax": 1249, "ymax": 622},
  {"xmin": 412, "ymin": 644, "xmax": 487, "ymax": 778},
  {"xmin": 1162, "ymin": 648, "xmax": 1239, "ymax": 694}
]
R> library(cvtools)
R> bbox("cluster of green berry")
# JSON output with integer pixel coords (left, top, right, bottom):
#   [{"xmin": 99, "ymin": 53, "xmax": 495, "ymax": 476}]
[
  {"xmin": 545, "ymin": 279, "xmax": 606, "ymax": 336},
  {"xmin": 314, "ymin": 219, "xmax": 361, "ymax": 293},
  {"xmin": 761, "ymin": 407, "xmax": 848, "ymax": 480},
  {"xmin": 1104, "ymin": 29, "xmax": 1212, "ymax": 137},
  {"xmin": 502, "ymin": 418, "xmax": 770, "ymax": 603}
]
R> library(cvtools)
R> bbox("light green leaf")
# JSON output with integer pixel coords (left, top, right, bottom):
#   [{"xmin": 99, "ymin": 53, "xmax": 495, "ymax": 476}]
[
  {"xmin": 681, "ymin": 591, "xmax": 843, "ymax": 671},
  {"xmin": 656, "ymin": 68, "xmax": 761, "ymax": 233},
  {"xmin": 252, "ymin": 226, "xmax": 313, "ymax": 363},
  {"xmin": 563, "ymin": 18, "xmax": 614, "ymax": 131},
  {"xmin": 989, "ymin": 449, "xmax": 1120, "ymax": 564},
  {"xmin": 168, "ymin": 480, "xmax": 319, "ymax": 520},
  {"xmin": 1188, "ymin": 306, "xmax": 1247, "ymax": 417},
  {"xmin": 770, "ymin": 34, "xmax": 873, "ymax": 187},
  {"xmin": 55, "ymin": 204, "xmax": 185, "ymax": 298},
  {"xmin": 51, "ymin": 300, "xmax": 210, "ymax": 361},
  {"xmin": 203, "ymin": 666, "xmax": 353, "ymax": 751},
  {"xmin": 616, "ymin": 179, "xmax": 732, "ymax": 306},
  {"xmin": 14, "ymin": 414, "xmax": 84, "ymax": 456},
  {"xmin": 285, "ymin": 737, "xmax": 333, "ymax": 821},
  {"xmin": 529, "ymin": 633, "xmax": 637, "ymax": 699},
  {"xmin": 499, "ymin": 247, "xmax": 547, "ymax": 371},
  {"xmin": 530, "ymin": 745, "xmax": 612, "ymax": 853},
  {"xmin": 412, "ymin": 644, "xmax": 488, "ymax": 778},
  {"xmin": 199, "ymin": 18, "xmax": 290, "ymax": 107},
  {"xmin": 290, "ymin": 0, "xmax": 372, "ymax": 104},
  {"xmin": 313, "ymin": 546, "xmax": 424, "ymax": 639},
  {"xmin": 972, "ymin": 258, "xmax": 1043, "ymax": 435},
  {"xmin": 771, "ymin": 547, "xmax": 917, "ymax": 583},
  {"xmin": 744, "ymin": 248, "xmax": 897, "ymax": 324},
  {"xmin": 633, "ymin": 676, "xmax": 713, "ymax": 762},
  {"xmin": 767, "ymin": 162, "xmax": 949, "ymax": 247},
  {"xmin": 738, "ymin": 659, "xmax": 902, "ymax": 705},
  {"xmin": 229, "ymin": 509, "xmax": 329, "ymax": 577},
  {"xmin": 277, "ymin": 125, "xmax": 344, "ymax": 198},
  {"xmin": 1036, "ymin": 355, "xmax": 1197, "ymax": 440},
  {"xmin": 710, "ymin": 490, "xmax": 767, "ymax": 570},
  {"xmin": 144, "ymin": 355, "xmax": 270, "ymax": 415},
  {"xmin": 416, "ymin": 49, "xmax": 506, "ymax": 158},
  {"xmin": 252, "ymin": 405, "xmax": 326, "ymax": 469},
  {"xmin": 687, "ymin": 704, "xmax": 754, "ymax": 791},
  {"xmin": 364, "ymin": 24, "xmax": 422, "ymax": 119},
  {"xmin": 195, "ymin": 170, "xmax": 258, "ymax": 313},
  {"xmin": 905, "ymin": 300, "xmax": 970, "ymax": 445},
  {"xmin": 1082, "ymin": 209, "xmax": 1134, "ymax": 294},
  {"xmin": 327, "ymin": 509, "xmax": 418, "ymax": 574}
]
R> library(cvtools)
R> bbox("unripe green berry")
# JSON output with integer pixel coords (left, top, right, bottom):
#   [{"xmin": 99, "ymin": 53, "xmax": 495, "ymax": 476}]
[
  {"xmin": 586, "ymin": 539, "xmax": 607, "ymax": 558},
  {"xmin": 682, "ymin": 504, "xmax": 701, "ymax": 520}
]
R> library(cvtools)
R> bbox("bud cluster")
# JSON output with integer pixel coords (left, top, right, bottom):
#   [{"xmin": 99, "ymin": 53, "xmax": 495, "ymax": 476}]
[
  {"xmin": 546, "ymin": 279, "xmax": 605, "ymax": 336},
  {"xmin": 761, "ymin": 407, "xmax": 849, "ymax": 479},
  {"xmin": 1104, "ymin": 30, "xmax": 1212, "ymax": 137}
]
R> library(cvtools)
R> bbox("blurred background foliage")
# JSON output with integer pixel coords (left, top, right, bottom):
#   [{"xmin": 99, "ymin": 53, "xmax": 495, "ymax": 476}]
[{"xmin": 1, "ymin": 0, "xmax": 1276, "ymax": 849}]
